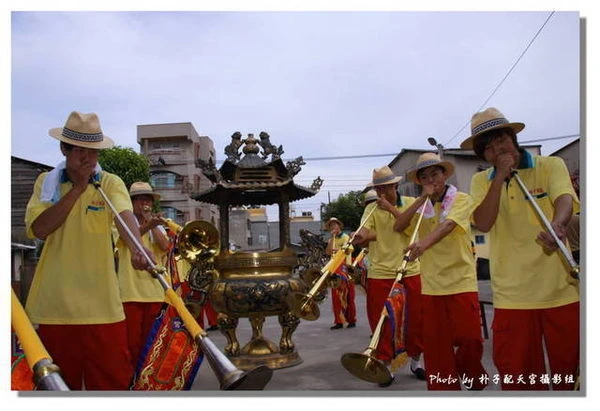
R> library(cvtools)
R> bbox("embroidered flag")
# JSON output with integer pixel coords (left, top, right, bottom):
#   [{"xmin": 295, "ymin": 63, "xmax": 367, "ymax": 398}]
[
  {"xmin": 131, "ymin": 303, "xmax": 204, "ymax": 391},
  {"xmin": 384, "ymin": 283, "xmax": 409, "ymax": 372}
]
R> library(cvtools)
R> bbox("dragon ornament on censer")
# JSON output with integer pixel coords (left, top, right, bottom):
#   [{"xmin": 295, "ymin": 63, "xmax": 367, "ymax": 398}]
[{"xmin": 186, "ymin": 131, "xmax": 324, "ymax": 370}]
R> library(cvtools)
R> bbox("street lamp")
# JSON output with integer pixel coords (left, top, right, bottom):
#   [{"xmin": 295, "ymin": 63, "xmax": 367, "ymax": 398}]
[{"xmin": 427, "ymin": 137, "xmax": 444, "ymax": 159}]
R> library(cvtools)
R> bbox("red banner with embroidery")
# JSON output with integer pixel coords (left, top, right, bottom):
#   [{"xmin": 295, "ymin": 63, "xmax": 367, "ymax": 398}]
[
  {"xmin": 131, "ymin": 303, "xmax": 204, "ymax": 390},
  {"xmin": 131, "ymin": 247, "xmax": 204, "ymax": 390},
  {"xmin": 11, "ymin": 330, "xmax": 34, "ymax": 391},
  {"xmin": 384, "ymin": 282, "xmax": 408, "ymax": 371}
]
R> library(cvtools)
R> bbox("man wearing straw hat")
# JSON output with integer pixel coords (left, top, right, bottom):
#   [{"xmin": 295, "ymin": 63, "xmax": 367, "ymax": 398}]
[
  {"xmin": 117, "ymin": 182, "xmax": 170, "ymax": 370},
  {"xmin": 324, "ymin": 217, "xmax": 357, "ymax": 330},
  {"xmin": 396, "ymin": 152, "xmax": 488, "ymax": 391},
  {"xmin": 352, "ymin": 166, "xmax": 426, "ymax": 385},
  {"xmin": 461, "ymin": 107, "xmax": 579, "ymax": 390},
  {"xmin": 25, "ymin": 111, "xmax": 156, "ymax": 390}
]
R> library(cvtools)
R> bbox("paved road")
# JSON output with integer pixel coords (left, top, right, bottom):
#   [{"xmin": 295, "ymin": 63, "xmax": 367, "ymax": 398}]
[{"xmin": 191, "ymin": 281, "xmax": 500, "ymax": 394}]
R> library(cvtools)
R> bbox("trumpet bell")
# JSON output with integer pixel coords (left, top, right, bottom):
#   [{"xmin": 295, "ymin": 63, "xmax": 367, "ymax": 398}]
[
  {"xmin": 178, "ymin": 220, "xmax": 220, "ymax": 264},
  {"xmin": 340, "ymin": 352, "xmax": 393, "ymax": 385},
  {"xmin": 221, "ymin": 365, "xmax": 274, "ymax": 390},
  {"xmin": 288, "ymin": 292, "xmax": 320, "ymax": 321}
]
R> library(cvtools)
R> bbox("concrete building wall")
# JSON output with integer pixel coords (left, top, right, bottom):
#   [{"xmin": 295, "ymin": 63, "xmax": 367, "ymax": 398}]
[
  {"xmin": 137, "ymin": 122, "xmax": 218, "ymax": 226},
  {"xmin": 551, "ymin": 139, "xmax": 580, "ymax": 175}
]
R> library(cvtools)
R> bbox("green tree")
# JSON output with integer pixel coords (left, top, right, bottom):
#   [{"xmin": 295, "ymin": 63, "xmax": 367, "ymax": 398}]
[
  {"xmin": 98, "ymin": 145, "xmax": 150, "ymax": 190},
  {"xmin": 320, "ymin": 190, "xmax": 365, "ymax": 232}
]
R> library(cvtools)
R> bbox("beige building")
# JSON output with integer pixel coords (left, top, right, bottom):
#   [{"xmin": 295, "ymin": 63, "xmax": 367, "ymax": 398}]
[{"xmin": 137, "ymin": 122, "xmax": 218, "ymax": 227}]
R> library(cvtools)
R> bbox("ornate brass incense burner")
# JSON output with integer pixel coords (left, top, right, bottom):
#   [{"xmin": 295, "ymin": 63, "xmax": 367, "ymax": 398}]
[{"xmin": 191, "ymin": 132, "xmax": 323, "ymax": 370}]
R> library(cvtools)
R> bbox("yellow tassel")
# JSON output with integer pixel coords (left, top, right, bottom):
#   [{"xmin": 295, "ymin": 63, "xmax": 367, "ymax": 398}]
[{"xmin": 390, "ymin": 352, "xmax": 409, "ymax": 372}]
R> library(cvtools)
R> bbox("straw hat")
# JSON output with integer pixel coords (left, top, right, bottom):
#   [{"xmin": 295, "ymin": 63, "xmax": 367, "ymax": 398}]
[
  {"xmin": 49, "ymin": 111, "xmax": 114, "ymax": 149},
  {"xmin": 129, "ymin": 182, "xmax": 161, "ymax": 200},
  {"xmin": 460, "ymin": 107, "xmax": 525, "ymax": 150},
  {"xmin": 366, "ymin": 166, "xmax": 403, "ymax": 187},
  {"xmin": 406, "ymin": 152, "xmax": 455, "ymax": 185},
  {"xmin": 363, "ymin": 189, "xmax": 378, "ymax": 204},
  {"xmin": 325, "ymin": 217, "xmax": 343, "ymax": 231}
]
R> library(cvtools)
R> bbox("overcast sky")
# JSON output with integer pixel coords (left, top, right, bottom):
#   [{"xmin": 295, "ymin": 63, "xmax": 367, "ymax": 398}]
[
  {"xmin": 8, "ymin": 7, "xmax": 585, "ymax": 221},
  {"xmin": 3, "ymin": 2, "xmax": 599, "ymax": 407}
]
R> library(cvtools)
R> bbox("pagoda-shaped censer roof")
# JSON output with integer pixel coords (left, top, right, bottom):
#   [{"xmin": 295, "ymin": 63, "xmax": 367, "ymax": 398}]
[{"xmin": 193, "ymin": 131, "xmax": 323, "ymax": 206}]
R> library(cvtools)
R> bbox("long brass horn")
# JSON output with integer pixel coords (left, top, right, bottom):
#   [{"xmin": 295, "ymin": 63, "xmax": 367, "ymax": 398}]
[
  {"xmin": 93, "ymin": 180, "xmax": 273, "ymax": 390},
  {"xmin": 511, "ymin": 170, "xmax": 580, "ymax": 279},
  {"xmin": 341, "ymin": 198, "xmax": 428, "ymax": 385},
  {"xmin": 290, "ymin": 205, "xmax": 378, "ymax": 321},
  {"xmin": 11, "ymin": 289, "xmax": 70, "ymax": 391}
]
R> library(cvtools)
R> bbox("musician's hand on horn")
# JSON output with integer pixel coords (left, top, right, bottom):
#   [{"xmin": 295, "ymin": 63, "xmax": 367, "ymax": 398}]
[
  {"xmin": 351, "ymin": 228, "xmax": 373, "ymax": 248},
  {"xmin": 495, "ymin": 152, "xmax": 516, "ymax": 181},
  {"xmin": 376, "ymin": 196, "xmax": 395, "ymax": 214},
  {"xmin": 131, "ymin": 245, "xmax": 157, "ymax": 272},
  {"xmin": 420, "ymin": 183, "xmax": 435, "ymax": 199},
  {"xmin": 141, "ymin": 206, "xmax": 165, "ymax": 230},
  {"xmin": 405, "ymin": 240, "xmax": 427, "ymax": 261},
  {"xmin": 537, "ymin": 221, "xmax": 567, "ymax": 253}
]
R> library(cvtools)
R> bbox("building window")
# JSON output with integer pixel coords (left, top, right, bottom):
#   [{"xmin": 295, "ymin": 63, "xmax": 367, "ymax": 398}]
[
  {"xmin": 475, "ymin": 235, "xmax": 485, "ymax": 245},
  {"xmin": 161, "ymin": 206, "xmax": 184, "ymax": 222},
  {"xmin": 150, "ymin": 171, "xmax": 180, "ymax": 188}
]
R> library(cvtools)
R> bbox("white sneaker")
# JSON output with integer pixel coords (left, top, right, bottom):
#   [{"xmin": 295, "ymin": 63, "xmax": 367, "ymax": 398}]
[{"xmin": 410, "ymin": 358, "xmax": 426, "ymax": 381}]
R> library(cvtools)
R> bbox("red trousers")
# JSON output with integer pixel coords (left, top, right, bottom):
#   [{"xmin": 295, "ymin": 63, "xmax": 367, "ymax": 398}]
[
  {"xmin": 422, "ymin": 292, "xmax": 488, "ymax": 390},
  {"xmin": 37, "ymin": 321, "xmax": 134, "ymax": 390},
  {"xmin": 492, "ymin": 302, "xmax": 579, "ymax": 390},
  {"xmin": 197, "ymin": 301, "xmax": 219, "ymax": 328},
  {"xmin": 402, "ymin": 275, "xmax": 424, "ymax": 358},
  {"xmin": 331, "ymin": 281, "xmax": 357, "ymax": 324},
  {"xmin": 366, "ymin": 278, "xmax": 396, "ymax": 362},
  {"xmin": 123, "ymin": 302, "xmax": 163, "ymax": 370}
]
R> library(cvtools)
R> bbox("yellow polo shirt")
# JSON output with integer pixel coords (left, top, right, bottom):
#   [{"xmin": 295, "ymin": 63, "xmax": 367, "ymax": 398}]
[
  {"xmin": 330, "ymin": 233, "xmax": 353, "ymax": 265},
  {"xmin": 362, "ymin": 197, "xmax": 420, "ymax": 280},
  {"xmin": 470, "ymin": 154, "xmax": 580, "ymax": 309},
  {"xmin": 417, "ymin": 192, "xmax": 478, "ymax": 296},
  {"xmin": 25, "ymin": 171, "xmax": 131, "ymax": 324},
  {"xmin": 117, "ymin": 227, "xmax": 168, "ymax": 303}
]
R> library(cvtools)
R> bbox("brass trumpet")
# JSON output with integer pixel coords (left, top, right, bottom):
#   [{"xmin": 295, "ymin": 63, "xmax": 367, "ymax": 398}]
[
  {"xmin": 347, "ymin": 248, "xmax": 368, "ymax": 287},
  {"xmin": 96, "ymin": 182, "xmax": 272, "ymax": 390},
  {"xmin": 142, "ymin": 206, "xmax": 219, "ymax": 262},
  {"xmin": 290, "ymin": 205, "xmax": 378, "ymax": 321},
  {"xmin": 511, "ymin": 170, "xmax": 580, "ymax": 279},
  {"xmin": 142, "ymin": 205, "xmax": 183, "ymax": 234},
  {"xmin": 341, "ymin": 198, "xmax": 428, "ymax": 385}
]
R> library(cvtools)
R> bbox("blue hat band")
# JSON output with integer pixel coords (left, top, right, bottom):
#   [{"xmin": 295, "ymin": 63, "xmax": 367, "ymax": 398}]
[
  {"xmin": 471, "ymin": 118, "xmax": 508, "ymax": 135},
  {"xmin": 62, "ymin": 127, "xmax": 104, "ymax": 143}
]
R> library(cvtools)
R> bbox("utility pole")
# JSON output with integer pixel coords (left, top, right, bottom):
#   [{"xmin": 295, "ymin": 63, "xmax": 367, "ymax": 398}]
[{"xmin": 427, "ymin": 137, "xmax": 444, "ymax": 159}]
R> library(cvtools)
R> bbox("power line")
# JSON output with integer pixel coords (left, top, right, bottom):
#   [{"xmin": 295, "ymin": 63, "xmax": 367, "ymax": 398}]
[
  {"xmin": 445, "ymin": 11, "xmax": 556, "ymax": 147},
  {"xmin": 213, "ymin": 130, "xmax": 576, "ymax": 166},
  {"xmin": 520, "ymin": 134, "xmax": 579, "ymax": 144}
]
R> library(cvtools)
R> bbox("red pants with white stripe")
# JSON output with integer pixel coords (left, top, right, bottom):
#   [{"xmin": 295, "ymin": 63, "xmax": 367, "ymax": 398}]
[
  {"xmin": 422, "ymin": 292, "xmax": 488, "ymax": 390},
  {"xmin": 492, "ymin": 302, "xmax": 579, "ymax": 390},
  {"xmin": 37, "ymin": 321, "xmax": 134, "ymax": 390}
]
